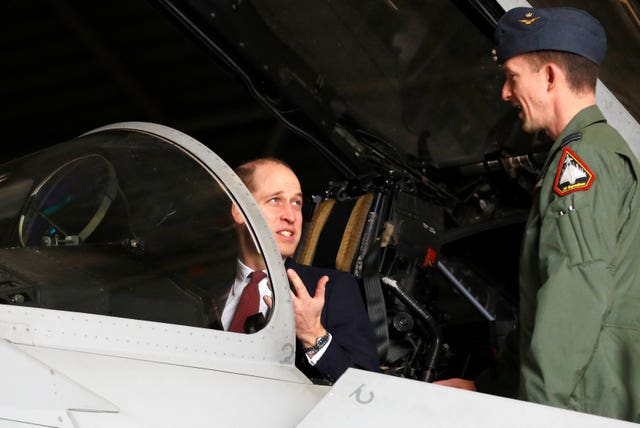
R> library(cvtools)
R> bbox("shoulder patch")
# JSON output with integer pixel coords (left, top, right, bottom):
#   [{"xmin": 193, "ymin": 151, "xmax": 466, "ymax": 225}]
[{"xmin": 553, "ymin": 147, "xmax": 595, "ymax": 196}]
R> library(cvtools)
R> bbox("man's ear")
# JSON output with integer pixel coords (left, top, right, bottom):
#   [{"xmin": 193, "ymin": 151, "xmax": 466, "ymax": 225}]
[
  {"xmin": 231, "ymin": 203, "xmax": 245, "ymax": 225},
  {"xmin": 545, "ymin": 63, "xmax": 560, "ymax": 92}
]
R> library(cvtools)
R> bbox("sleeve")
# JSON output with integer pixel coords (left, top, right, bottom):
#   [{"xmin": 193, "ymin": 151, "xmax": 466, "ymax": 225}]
[
  {"xmin": 313, "ymin": 272, "xmax": 379, "ymax": 381},
  {"xmin": 520, "ymin": 147, "xmax": 635, "ymax": 408}
]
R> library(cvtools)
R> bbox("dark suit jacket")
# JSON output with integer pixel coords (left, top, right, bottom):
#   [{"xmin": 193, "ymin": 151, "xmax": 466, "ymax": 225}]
[{"xmin": 285, "ymin": 258, "xmax": 378, "ymax": 382}]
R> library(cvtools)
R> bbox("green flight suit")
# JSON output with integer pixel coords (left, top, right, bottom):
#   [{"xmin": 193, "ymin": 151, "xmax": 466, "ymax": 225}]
[{"xmin": 518, "ymin": 105, "xmax": 640, "ymax": 421}]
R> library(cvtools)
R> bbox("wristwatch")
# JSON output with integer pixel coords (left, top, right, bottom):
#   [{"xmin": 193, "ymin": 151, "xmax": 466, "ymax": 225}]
[{"xmin": 303, "ymin": 332, "xmax": 331, "ymax": 358}]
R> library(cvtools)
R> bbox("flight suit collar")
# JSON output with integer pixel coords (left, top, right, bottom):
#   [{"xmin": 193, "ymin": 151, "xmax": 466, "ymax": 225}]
[{"xmin": 551, "ymin": 105, "xmax": 605, "ymax": 153}]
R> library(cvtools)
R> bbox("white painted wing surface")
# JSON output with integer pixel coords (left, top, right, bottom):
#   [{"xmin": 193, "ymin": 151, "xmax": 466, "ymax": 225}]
[{"xmin": 297, "ymin": 369, "xmax": 638, "ymax": 427}]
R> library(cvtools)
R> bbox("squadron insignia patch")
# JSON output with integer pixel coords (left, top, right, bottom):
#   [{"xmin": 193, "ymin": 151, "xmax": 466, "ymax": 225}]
[{"xmin": 553, "ymin": 147, "xmax": 595, "ymax": 196}]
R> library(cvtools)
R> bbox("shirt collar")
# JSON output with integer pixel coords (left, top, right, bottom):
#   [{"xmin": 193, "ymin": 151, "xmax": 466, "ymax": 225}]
[
  {"xmin": 233, "ymin": 259, "xmax": 254, "ymax": 296},
  {"xmin": 233, "ymin": 259, "xmax": 268, "ymax": 296}
]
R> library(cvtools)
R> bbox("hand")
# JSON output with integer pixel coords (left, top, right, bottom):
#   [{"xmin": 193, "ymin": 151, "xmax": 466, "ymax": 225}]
[
  {"xmin": 287, "ymin": 268, "xmax": 328, "ymax": 347},
  {"xmin": 433, "ymin": 378, "xmax": 477, "ymax": 391}
]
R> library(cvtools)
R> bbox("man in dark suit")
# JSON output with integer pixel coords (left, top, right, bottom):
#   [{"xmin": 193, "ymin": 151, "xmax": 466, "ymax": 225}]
[{"xmin": 225, "ymin": 157, "xmax": 378, "ymax": 382}]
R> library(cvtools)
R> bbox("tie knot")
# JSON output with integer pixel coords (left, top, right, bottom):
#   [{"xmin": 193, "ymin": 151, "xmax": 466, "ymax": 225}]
[{"xmin": 249, "ymin": 270, "xmax": 266, "ymax": 284}]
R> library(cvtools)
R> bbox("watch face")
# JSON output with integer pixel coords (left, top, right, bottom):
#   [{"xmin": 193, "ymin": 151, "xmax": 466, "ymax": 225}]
[
  {"xmin": 316, "ymin": 333, "xmax": 330, "ymax": 348},
  {"xmin": 304, "ymin": 333, "xmax": 330, "ymax": 354}
]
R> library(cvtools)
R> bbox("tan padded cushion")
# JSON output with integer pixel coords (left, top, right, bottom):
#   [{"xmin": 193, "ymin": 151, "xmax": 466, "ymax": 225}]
[
  {"xmin": 336, "ymin": 193, "xmax": 374, "ymax": 272},
  {"xmin": 297, "ymin": 198, "xmax": 335, "ymax": 265}
]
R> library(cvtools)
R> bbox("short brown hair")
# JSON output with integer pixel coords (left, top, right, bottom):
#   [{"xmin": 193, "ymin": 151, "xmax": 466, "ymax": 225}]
[
  {"xmin": 234, "ymin": 158, "xmax": 292, "ymax": 192},
  {"xmin": 526, "ymin": 50, "xmax": 598, "ymax": 94}
]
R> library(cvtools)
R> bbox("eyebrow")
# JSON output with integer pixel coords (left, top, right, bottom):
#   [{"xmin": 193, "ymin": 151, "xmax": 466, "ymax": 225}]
[{"xmin": 265, "ymin": 190, "xmax": 303, "ymax": 199}]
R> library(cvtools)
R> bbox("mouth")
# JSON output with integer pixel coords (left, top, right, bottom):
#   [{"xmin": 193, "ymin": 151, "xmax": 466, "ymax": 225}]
[
  {"xmin": 514, "ymin": 104, "xmax": 523, "ymax": 119},
  {"xmin": 277, "ymin": 230, "xmax": 294, "ymax": 238}
]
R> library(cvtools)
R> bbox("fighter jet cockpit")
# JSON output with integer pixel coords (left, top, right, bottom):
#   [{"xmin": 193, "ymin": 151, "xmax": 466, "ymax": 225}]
[{"xmin": 0, "ymin": 123, "xmax": 271, "ymax": 332}]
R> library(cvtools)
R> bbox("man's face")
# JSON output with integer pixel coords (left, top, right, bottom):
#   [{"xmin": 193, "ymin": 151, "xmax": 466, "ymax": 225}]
[
  {"xmin": 501, "ymin": 54, "xmax": 550, "ymax": 134},
  {"xmin": 250, "ymin": 162, "xmax": 303, "ymax": 258}
]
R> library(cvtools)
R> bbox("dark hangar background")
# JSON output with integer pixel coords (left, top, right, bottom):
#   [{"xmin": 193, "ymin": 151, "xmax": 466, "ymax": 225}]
[{"xmin": 1, "ymin": 1, "xmax": 339, "ymax": 195}]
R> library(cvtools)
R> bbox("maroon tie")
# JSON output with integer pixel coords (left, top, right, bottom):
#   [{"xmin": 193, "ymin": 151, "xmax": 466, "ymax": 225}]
[{"xmin": 229, "ymin": 271, "xmax": 266, "ymax": 333}]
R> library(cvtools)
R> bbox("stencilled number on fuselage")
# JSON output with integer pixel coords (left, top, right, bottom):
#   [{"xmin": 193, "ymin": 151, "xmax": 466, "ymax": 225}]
[
  {"xmin": 280, "ymin": 342, "xmax": 294, "ymax": 364},
  {"xmin": 349, "ymin": 383, "xmax": 374, "ymax": 404}
]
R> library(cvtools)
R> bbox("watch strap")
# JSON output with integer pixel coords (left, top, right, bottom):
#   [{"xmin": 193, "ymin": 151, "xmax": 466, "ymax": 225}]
[{"xmin": 303, "ymin": 332, "xmax": 331, "ymax": 357}]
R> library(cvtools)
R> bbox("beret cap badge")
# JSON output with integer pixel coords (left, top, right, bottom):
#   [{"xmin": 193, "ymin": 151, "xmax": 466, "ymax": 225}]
[{"xmin": 518, "ymin": 12, "xmax": 541, "ymax": 25}]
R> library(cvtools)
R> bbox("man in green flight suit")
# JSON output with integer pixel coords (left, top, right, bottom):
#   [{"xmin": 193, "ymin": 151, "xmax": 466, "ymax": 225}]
[{"xmin": 435, "ymin": 7, "xmax": 640, "ymax": 422}]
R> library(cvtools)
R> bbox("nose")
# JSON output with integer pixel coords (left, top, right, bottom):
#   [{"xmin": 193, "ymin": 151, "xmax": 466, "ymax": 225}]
[
  {"xmin": 280, "ymin": 204, "xmax": 295, "ymax": 223},
  {"xmin": 501, "ymin": 81, "xmax": 512, "ymax": 101}
]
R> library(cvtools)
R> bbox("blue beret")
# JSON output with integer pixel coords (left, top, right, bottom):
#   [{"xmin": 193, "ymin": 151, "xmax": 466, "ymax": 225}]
[{"xmin": 494, "ymin": 7, "xmax": 606, "ymax": 65}]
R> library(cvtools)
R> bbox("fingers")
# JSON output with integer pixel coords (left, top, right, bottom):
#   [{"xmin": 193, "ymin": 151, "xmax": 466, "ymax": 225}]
[
  {"xmin": 287, "ymin": 269, "xmax": 329, "ymax": 301},
  {"xmin": 284, "ymin": 270, "xmax": 328, "ymax": 346},
  {"xmin": 263, "ymin": 294, "xmax": 273, "ymax": 308},
  {"xmin": 433, "ymin": 378, "xmax": 477, "ymax": 391},
  {"xmin": 314, "ymin": 275, "xmax": 329, "ymax": 301},
  {"xmin": 287, "ymin": 269, "xmax": 307, "ymax": 298}
]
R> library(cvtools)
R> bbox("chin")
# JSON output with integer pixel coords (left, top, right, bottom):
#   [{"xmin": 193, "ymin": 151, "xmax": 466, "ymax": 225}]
[
  {"xmin": 521, "ymin": 122, "xmax": 538, "ymax": 134},
  {"xmin": 278, "ymin": 246, "xmax": 297, "ymax": 259}
]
